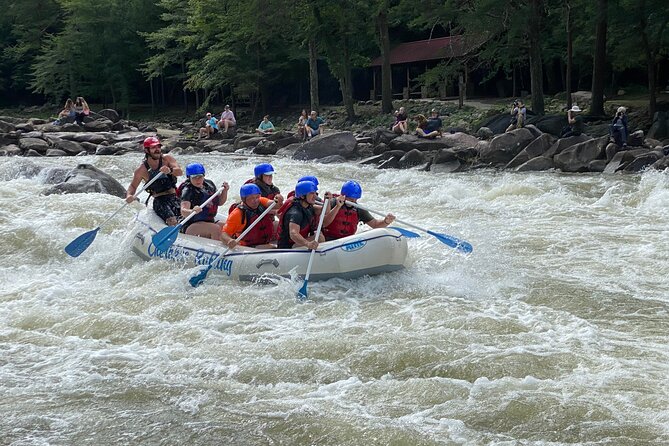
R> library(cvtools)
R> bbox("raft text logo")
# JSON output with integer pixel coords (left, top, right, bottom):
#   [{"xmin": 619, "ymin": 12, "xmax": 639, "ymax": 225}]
[{"xmin": 341, "ymin": 240, "xmax": 366, "ymax": 252}]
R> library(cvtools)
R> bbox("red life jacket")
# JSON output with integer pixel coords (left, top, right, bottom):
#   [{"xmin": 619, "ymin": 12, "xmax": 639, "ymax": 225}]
[
  {"xmin": 233, "ymin": 202, "xmax": 274, "ymax": 247},
  {"xmin": 321, "ymin": 197, "xmax": 360, "ymax": 240}
]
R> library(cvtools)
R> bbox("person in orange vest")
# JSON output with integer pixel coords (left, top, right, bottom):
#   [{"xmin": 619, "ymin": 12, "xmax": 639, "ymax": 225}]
[
  {"xmin": 322, "ymin": 180, "xmax": 395, "ymax": 241},
  {"xmin": 221, "ymin": 184, "xmax": 277, "ymax": 249}
]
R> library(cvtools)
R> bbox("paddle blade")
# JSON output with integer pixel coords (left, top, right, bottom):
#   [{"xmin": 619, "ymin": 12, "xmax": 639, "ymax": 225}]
[
  {"xmin": 189, "ymin": 265, "xmax": 213, "ymax": 288},
  {"xmin": 64, "ymin": 227, "xmax": 100, "ymax": 257},
  {"xmin": 152, "ymin": 225, "xmax": 181, "ymax": 251},
  {"xmin": 297, "ymin": 279, "xmax": 309, "ymax": 300},
  {"xmin": 389, "ymin": 226, "xmax": 420, "ymax": 238},
  {"xmin": 427, "ymin": 230, "xmax": 473, "ymax": 253}
]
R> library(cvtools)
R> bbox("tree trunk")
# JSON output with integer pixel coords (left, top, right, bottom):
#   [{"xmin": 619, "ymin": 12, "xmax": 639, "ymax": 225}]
[
  {"xmin": 181, "ymin": 60, "xmax": 188, "ymax": 113},
  {"xmin": 566, "ymin": 1, "xmax": 573, "ymax": 109},
  {"xmin": 528, "ymin": 0, "xmax": 545, "ymax": 115},
  {"xmin": 590, "ymin": 0, "xmax": 607, "ymax": 115},
  {"xmin": 308, "ymin": 38, "xmax": 320, "ymax": 113},
  {"xmin": 376, "ymin": 3, "xmax": 393, "ymax": 114},
  {"xmin": 340, "ymin": 39, "xmax": 355, "ymax": 121}
]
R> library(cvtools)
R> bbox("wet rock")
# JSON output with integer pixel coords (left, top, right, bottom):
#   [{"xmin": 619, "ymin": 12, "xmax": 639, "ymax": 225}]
[
  {"xmin": 506, "ymin": 134, "xmax": 555, "ymax": 169},
  {"xmin": 15, "ymin": 123, "xmax": 34, "ymax": 132},
  {"xmin": 84, "ymin": 119, "xmax": 113, "ymax": 132},
  {"xmin": 0, "ymin": 144, "xmax": 21, "ymax": 156},
  {"xmin": 358, "ymin": 155, "xmax": 384, "ymax": 165},
  {"xmin": 25, "ymin": 149, "xmax": 42, "ymax": 157},
  {"xmin": 253, "ymin": 139, "xmax": 277, "ymax": 155},
  {"xmin": 588, "ymin": 159, "xmax": 607, "ymax": 172},
  {"xmin": 476, "ymin": 127, "xmax": 494, "ymax": 140},
  {"xmin": 627, "ymin": 130, "xmax": 644, "ymax": 147},
  {"xmin": 373, "ymin": 142, "xmax": 389, "ymax": 155},
  {"xmin": 399, "ymin": 149, "xmax": 425, "ymax": 168},
  {"xmin": 388, "ymin": 134, "xmax": 449, "ymax": 152},
  {"xmin": 515, "ymin": 156, "xmax": 554, "ymax": 172},
  {"xmin": 46, "ymin": 137, "xmax": 85, "ymax": 155},
  {"xmin": 623, "ymin": 152, "xmax": 662, "ymax": 172},
  {"xmin": 43, "ymin": 164, "xmax": 126, "ymax": 197},
  {"xmin": 374, "ymin": 128, "xmax": 399, "ymax": 145},
  {"xmin": 316, "ymin": 155, "xmax": 347, "ymax": 164},
  {"xmin": 526, "ymin": 115, "xmax": 566, "ymax": 137},
  {"xmin": 46, "ymin": 149, "xmax": 67, "ymax": 156},
  {"xmin": 544, "ymin": 134, "xmax": 592, "ymax": 158},
  {"xmin": 0, "ymin": 120, "xmax": 15, "ymax": 133},
  {"xmin": 431, "ymin": 160, "xmax": 462, "ymax": 173},
  {"xmin": 377, "ymin": 156, "xmax": 400, "ymax": 169},
  {"xmin": 275, "ymin": 142, "xmax": 302, "ymax": 158},
  {"xmin": 554, "ymin": 137, "xmax": 606, "ymax": 172}
]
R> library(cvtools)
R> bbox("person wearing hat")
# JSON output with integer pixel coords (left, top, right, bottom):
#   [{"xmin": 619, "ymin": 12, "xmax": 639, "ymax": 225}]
[
  {"xmin": 218, "ymin": 105, "xmax": 236, "ymax": 134},
  {"xmin": 199, "ymin": 112, "xmax": 219, "ymax": 139},
  {"xmin": 505, "ymin": 99, "xmax": 527, "ymax": 132},
  {"xmin": 609, "ymin": 106, "xmax": 629, "ymax": 148},
  {"xmin": 560, "ymin": 105, "xmax": 585, "ymax": 138}
]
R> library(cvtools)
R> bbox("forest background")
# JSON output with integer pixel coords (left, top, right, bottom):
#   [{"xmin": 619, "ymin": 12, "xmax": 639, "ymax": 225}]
[{"xmin": 0, "ymin": 0, "xmax": 667, "ymax": 125}]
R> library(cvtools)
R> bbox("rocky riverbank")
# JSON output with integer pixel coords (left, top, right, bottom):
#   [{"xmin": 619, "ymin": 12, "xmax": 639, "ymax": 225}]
[{"xmin": 2, "ymin": 99, "xmax": 669, "ymax": 177}]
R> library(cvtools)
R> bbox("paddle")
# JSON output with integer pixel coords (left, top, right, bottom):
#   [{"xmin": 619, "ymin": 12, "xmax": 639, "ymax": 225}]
[
  {"xmin": 345, "ymin": 200, "xmax": 473, "ymax": 254},
  {"xmin": 189, "ymin": 200, "xmax": 278, "ymax": 287},
  {"xmin": 297, "ymin": 198, "xmax": 329, "ymax": 300},
  {"xmin": 64, "ymin": 173, "xmax": 166, "ymax": 257},
  {"xmin": 151, "ymin": 189, "xmax": 222, "ymax": 252}
]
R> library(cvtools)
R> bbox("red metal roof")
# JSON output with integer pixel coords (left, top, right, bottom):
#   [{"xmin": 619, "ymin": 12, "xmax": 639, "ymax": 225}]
[{"xmin": 370, "ymin": 36, "xmax": 469, "ymax": 67}]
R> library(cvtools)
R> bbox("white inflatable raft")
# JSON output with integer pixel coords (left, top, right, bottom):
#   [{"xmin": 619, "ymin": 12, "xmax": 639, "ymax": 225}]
[{"xmin": 131, "ymin": 209, "xmax": 409, "ymax": 282}]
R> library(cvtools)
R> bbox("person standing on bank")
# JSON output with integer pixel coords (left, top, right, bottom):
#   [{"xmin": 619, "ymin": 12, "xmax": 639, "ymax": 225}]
[
  {"xmin": 179, "ymin": 163, "xmax": 229, "ymax": 240},
  {"xmin": 126, "ymin": 136, "xmax": 184, "ymax": 226},
  {"xmin": 321, "ymin": 180, "xmax": 395, "ymax": 241}
]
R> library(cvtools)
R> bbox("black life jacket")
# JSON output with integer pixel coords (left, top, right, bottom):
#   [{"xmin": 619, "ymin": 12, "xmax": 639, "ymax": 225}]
[
  {"xmin": 277, "ymin": 200, "xmax": 316, "ymax": 248},
  {"xmin": 144, "ymin": 156, "xmax": 177, "ymax": 195},
  {"xmin": 244, "ymin": 177, "xmax": 280, "ymax": 200},
  {"xmin": 179, "ymin": 179, "xmax": 218, "ymax": 223}
]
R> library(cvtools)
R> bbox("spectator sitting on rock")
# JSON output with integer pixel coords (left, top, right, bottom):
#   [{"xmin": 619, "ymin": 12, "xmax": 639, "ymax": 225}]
[
  {"xmin": 73, "ymin": 97, "xmax": 90, "ymax": 126},
  {"xmin": 391, "ymin": 107, "xmax": 408, "ymax": 134},
  {"xmin": 306, "ymin": 110, "xmax": 326, "ymax": 139},
  {"xmin": 297, "ymin": 109, "xmax": 308, "ymax": 141},
  {"xmin": 199, "ymin": 112, "xmax": 218, "ymax": 139},
  {"xmin": 54, "ymin": 98, "xmax": 75, "ymax": 125},
  {"xmin": 560, "ymin": 105, "xmax": 584, "ymax": 138},
  {"xmin": 256, "ymin": 115, "xmax": 275, "ymax": 136},
  {"xmin": 218, "ymin": 104, "xmax": 236, "ymax": 134},
  {"xmin": 505, "ymin": 99, "xmax": 526, "ymax": 132},
  {"xmin": 415, "ymin": 113, "xmax": 439, "ymax": 139},
  {"xmin": 609, "ymin": 106, "xmax": 628, "ymax": 147}
]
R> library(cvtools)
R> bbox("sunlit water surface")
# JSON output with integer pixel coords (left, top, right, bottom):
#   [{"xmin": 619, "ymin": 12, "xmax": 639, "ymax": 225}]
[{"xmin": 1, "ymin": 154, "xmax": 668, "ymax": 445}]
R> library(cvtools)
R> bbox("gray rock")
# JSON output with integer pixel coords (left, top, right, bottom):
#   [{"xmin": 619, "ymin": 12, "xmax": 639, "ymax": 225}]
[
  {"xmin": 235, "ymin": 136, "xmax": 265, "ymax": 150},
  {"xmin": 0, "ymin": 144, "xmax": 21, "ymax": 156},
  {"xmin": 506, "ymin": 134, "xmax": 555, "ymax": 169},
  {"xmin": 0, "ymin": 120, "xmax": 16, "ymax": 133},
  {"xmin": 373, "ymin": 142, "xmax": 389, "ymax": 155},
  {"xmin": 96, "ymin": 109, "xmax": 120, "ymax": 123},
  {"xmin": 47, "ymin": 137, "xmax": 85, "ymax": 155},
  {"xmin": 43, "ymin": 164, "xmax": 126, "ymax": 197},
  {"xmin": 399, "ymin": 149, "xmax": 425, "ymax": 168},
  {"xmin": 516, "ymin": 156, "xmax": 554, "ymax": 172},
  {"xmin": 388, "ymin": 134, "xmax": 450, "ymax": 152},
  {"xmin": 628, "ymin": 130, "xmax": 644, "ymax": 147},
  {"xmin": 25, "ymin": 149, "xmax": 42, "ymax": 157},
  {"xmin": 46, "ymin": 149, "xmax": 67, "ymax": 157},
  {"xmin": 358, "ymin": 155, "xmax": 384, "ymax": 165},
  {"xmin": 253, "ymin": 139, "xmax": 277, "ymax": 155},
  {"xmin": 15, "ymin": 123, "xmax": 34, "ymax": 132},
  {"xmin": 377, "ymin": 157, "xmax": 400, "ymax": 169},
  {"xmin": 588, "ymin": 159, "xmax": 607, "ymax": 172},
  {"xmin": 479, "ymin": 128, "xmax": 535, "ymax": 165},
  {"xmin": 527, "ymin": 115, "xmax": 567, "ymax": 137},
  {"xmin": 275, "ymin": 143, "xmax": 302, "ymax": 158},
  {"xmin": 554, "ymin": 138, "xmax": 605, "ymax": 172},
  {"xmin": 316, "ymin": 155, "xmax": 347, "ymax": 164},
  {"xmin": 476, "ymin": 127, "xmax": 494, "ymax": 140},
  {"xmin": 84, "ymin": 119, "xmax": 113, "ymax": 132},
  {"xmin": 623, "ymin": 152, "xmax": 661, "ymax": 172},
  {"xmin": 19, "ymin": 137, "xmax": 49, "ymax": 154},
  {"xmin": 544, "ymin": 134, "xmax": 592, "ymax": 158},
  {"xmin": 374, "ymin": 128, "xmax": 400, "ymax": 145},
  {"xmin": 430, "ymin": 160, "xmax": 463, "ymax": 173},
  {"xmin": 523, "ymin": 124, "xmax": 543, "ymax": 139},
  {"xmin": 293, "ymin": 132, "xmax": 357, "ymax": 160},
  {"xmin": 648, "ymin": 111, "xmax": 668, "ymax": 140}
]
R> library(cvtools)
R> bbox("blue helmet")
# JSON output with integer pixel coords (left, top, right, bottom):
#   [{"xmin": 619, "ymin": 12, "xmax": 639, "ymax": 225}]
[
  {"xmin": 240, "ymin": 183, "xmax": 261, "ymax": 198},
  {"xmin": 185, "ymin": 163, "xmax": 205, "ymax": 177},
  {"xmin": 295, "ymin": 180, "xmax": 318, "ymax": 198},
  {"xmin": 254, "ymin": 163, "xmax": 274, "ymax": 177},
  {"xmin": 341, "ymin": 180, "xmax": 362, "ymax": 199},
  {"xmin": 298, "ymin": 175, "xmax": 319, "ymax": 186}
]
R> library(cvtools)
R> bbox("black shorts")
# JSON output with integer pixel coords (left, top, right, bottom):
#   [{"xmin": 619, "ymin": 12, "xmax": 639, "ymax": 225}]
[{"xmin": 153, "ymin": 194, "xmax": 181, "ymax": 223}]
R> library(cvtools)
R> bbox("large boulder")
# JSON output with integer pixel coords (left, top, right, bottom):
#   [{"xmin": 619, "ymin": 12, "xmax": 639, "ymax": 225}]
[
  {"xmin": 525, "ymin": 115, "xmax": 567, "ymax": 137},
  {"xmin": 648, "ymin": 111, "xmax": 668, "ymax": 140},
  {"xmin": 43, "ymin": 164, "xmax": 126, "ymax": 197},
  {"xmin": 399, "ymin": 149, "xmax": 425, "ymax": 168},
  {"xmin": 478, "ymin": 113, "xmax": 513, "ymax": 134},
  {"xmin": 554, "ymin": 137, "xmax": 606, "ymax": 172},
  {"xmin": 544, "ymin": 134, "xmax": 592, "ymax": 158},
  {"xmin": 479, "ymin": 128, "xmax": 535, "ymax": 165},
  {"xmin": 0, "ymin": 120, "xmax": 17, "ymax": 133},
  {"xmin": 45, "ymin": 137, "xmax": 86, "ymax": 155},
  {"xmin": 84, "ymin": 119, "xmax": 114, "ymax": 132},
  {"xmin": 18, "ymin": 137, "xmax": 49, "ymax": 154},
  {"xmin": 96, "ymin": 109, "xmax": 120, "ymax": 123},
  {"xmin": 253, "ymin": 139, "xmax": 277, "ymax": 155},
  {"xmin": 293, "ymin": 131, "xmax": 357, "ymax": 160},
  {"xmin": 506, "ymin": 133, "xmax": 555, "ymax": 169},
  {"xmin": 516, "ymin": 156, "xmax": 555, "ymax": 172},
  {"xmin": 388, "ymin": 134, "xmax": 450, "ymax": 152},
  {"xmin": 623, "ymin": 151, "xmax": 662, "ymax": 172},
  {"xmin": 374, "ymin": 128, "xmax": 399, "ymax": 145}
]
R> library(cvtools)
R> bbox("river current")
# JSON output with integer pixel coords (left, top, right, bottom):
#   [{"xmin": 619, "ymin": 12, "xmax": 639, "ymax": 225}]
[{"xmin": 1, "ymin": 153, "xmax": 668, "ymax": 445}]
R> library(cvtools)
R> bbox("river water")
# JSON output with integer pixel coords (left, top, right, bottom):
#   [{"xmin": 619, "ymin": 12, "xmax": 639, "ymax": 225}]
[{"xmin": 1, "ymin": 153, "xmax": 668, "ymax": 445}]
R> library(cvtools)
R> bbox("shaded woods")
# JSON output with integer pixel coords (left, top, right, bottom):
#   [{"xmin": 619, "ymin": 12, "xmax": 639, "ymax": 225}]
[{"xmin": 0, "ymin": 0, "xmax": 666, "ymax": 119}]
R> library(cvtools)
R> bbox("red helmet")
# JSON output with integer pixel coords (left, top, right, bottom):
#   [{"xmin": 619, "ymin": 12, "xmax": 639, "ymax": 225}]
[{"xmin": 143, "ymin": 136, "xmax": 161, "ymax": 149}]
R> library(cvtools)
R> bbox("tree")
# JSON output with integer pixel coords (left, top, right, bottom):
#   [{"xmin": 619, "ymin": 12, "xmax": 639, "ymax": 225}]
[
  {"xmin": 590, "ymin": 0, "xmax": 607, "ymax": 116},
  {"xmin": 375, "ymin": 0, "xmax": 393, "ymax": 114}
]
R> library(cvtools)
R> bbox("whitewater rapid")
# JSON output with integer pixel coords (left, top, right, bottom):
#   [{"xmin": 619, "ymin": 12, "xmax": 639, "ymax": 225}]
[{"xmin": 1, "ymin": 154, "xmax": 668, "ymax": 445}]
